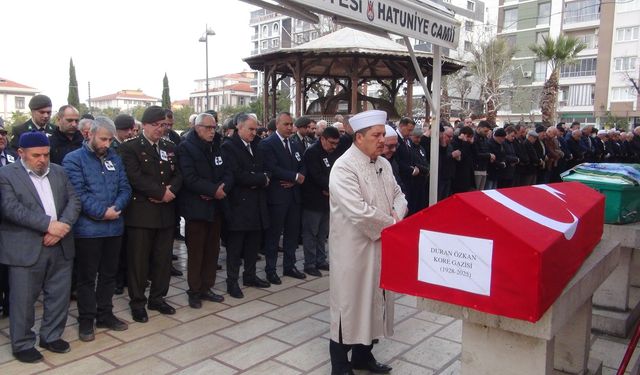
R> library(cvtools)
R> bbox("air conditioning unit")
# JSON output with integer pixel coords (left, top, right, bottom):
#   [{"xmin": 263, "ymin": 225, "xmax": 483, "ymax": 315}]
[{"xmin": 523, "ymin": 71, "xmax": 533, "ymax": 78}]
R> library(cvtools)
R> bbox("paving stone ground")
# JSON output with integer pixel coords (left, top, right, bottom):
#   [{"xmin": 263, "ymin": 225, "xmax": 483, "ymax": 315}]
[{"xmin": 0, "ymin": 240, "xmax": 637, "ymax": 374}]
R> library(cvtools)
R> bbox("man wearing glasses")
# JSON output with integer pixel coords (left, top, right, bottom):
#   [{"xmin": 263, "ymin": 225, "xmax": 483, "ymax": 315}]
[
  {"xmin": 119, "ymin": 106, "xmax": 182, "ymax": 323},
  {"xmin": 50, "ymin": 105, "xmax": 84, "ymax": 165},
  {"xmin": 10, "ymin": 94, "xmax": 57, "ymax": 149}
]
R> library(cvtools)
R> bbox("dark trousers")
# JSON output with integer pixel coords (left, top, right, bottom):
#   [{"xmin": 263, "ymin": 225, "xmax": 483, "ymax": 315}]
[
  {"xmin": 126, "ymin": 226, "xmax": 173, "ymax": 310},
  {"xmin": 264, "ymin": 201, "xmax": 301, "ymax": 274},
  {"xmin": 302, "ymin": 209, "xmax": 329, "ymax": 269},
  {"xmin": 438, "ymin": 179, "xmax": 452, "ymax": 201},
  {"xmin": 226, "ymin": 230, "xmax": 261, "ymax": 283},
  {"xmin": 329, "ymin": 323, "xmax": 374, "ymax": 373},
  {"xmin": 9, "ymin": 245, "xmax": 71, "ymax": 352},
  {"xmin": 116, "ymin": 231, "xmax": 128, "ymax": 289},
  {"xmin": 76, "ymin": 236, "xmax": 122, "ymax": 322},
  {"xmin": 185, "ymin": 218, "xmax": 221, "ymax": 294},
  {"xmin": 0, "ymin": 263, "xmax": 9, "ymax": 316}
]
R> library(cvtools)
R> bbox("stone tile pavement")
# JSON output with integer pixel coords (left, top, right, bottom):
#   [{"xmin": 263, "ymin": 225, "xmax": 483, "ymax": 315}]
[{"xmin": 0, "ymin": 241, "xmax": 638, "ymax": 374}]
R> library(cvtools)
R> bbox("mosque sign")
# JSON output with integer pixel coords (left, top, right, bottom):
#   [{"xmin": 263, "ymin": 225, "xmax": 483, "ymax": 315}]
[{"xmin": 286, "ymin": 0, "xmax": 460, "ymax": 49}]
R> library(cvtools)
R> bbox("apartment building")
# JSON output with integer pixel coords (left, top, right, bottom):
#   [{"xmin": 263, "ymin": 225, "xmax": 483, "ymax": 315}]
[
  {"xmin": 0, "ymin": 77, "xmax": 39, "ymax": 122},
  {"xmin": 497, "ymin": 0, "xmax": 640, "ymax": 126},
  {"xmin": 190, "ymin": 71, "xmax": 257, "ymax": 113},
  {"xmin": 90, "ymin": 90, "xmax": 161, "ymax": 112}
]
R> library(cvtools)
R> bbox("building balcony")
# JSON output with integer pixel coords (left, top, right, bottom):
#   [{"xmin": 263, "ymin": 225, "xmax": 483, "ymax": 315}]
[{"xmin": 251, "ymin": 33, "xmax": 259, "ymax": 41}]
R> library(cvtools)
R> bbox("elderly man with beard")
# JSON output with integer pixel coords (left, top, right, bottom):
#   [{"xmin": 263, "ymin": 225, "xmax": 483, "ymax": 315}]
[
  {"xmin": 62, "ymin": 117, "xmax": 132, "ymax": 341},
  {"xmin": 0, "ymin": 132, "xmax": 80, "ymax": 363},
  {"xmin": 328, "ymin": 110, "xmax": 407, "ymax": 375}
]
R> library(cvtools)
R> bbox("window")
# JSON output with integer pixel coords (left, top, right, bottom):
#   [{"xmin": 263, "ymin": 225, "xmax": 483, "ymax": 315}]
[
  {"xmin": 296, "ymin": 34, "xmax": 303, "ymax": 44},
  {"xmin": 464, "ymin": 41, "xmax": 473, "ymax": 52},
  {"xmin": 465, "ymin": 21, "xmax": 474, "ymax": 30},
  {"xmin": 504, "ymin": 35, "xmax": 517, "ymax": 49},
  {"xmin": 261, "ymin": 40, "xmax": 268, "ymax": 50},
  {"xmin": 467, "ymin": 1, "xmax": 475, "ymax": 11},
  {"xmin": 536, "ymin": 31, "xmax": 549, "ymax": 45},
  {"xmin": 616, "ymin": 27, "xmax": 639, "ymax": 42},
  {"xmin": 239, "ymin": 97, "xmax": 246, "ymax": 106},
  {"xmin": 567, "ymin": 84, "xmax": 595, "ymax": 106},
  {"xmin": 443, "ymin": 0, "xmax": 451, "ymax": 3},
  {"xmin": 564, "ymin": 0, "xmax": 600, "ymax": 24},
  {"xmin": 272, "ymin": 38, "xmax": 280, "ymax": 48},
  {"xmin": 537, "ymin": 3, "xmax": 551, "ymax": 25},
  {"xmin": 614, "ymin": 56, "xmax": 637, "ymax": 71},
  {"xmin": 503, "ymin": 8, "xmax": 518, "ymax": 31},
  {"xmin": 310, "ymin": 31, "xmax": 318, "ymax": 39},
  {"xmin": 534, "ymin": 61, "xmax": 547, "ymax": 81},
  {"xmin": 272, "ymin": 22, "xmax": 279, "ymax": 34},
  {"xmin": 262, "ymin": 25, "xmax": 268, "ymax": 36},
  {"xmin": 560, "ymin": 58, "xmax": 597, "ymax": 77},
  {"xmin": 611, "ymin": 87, "xmax": 637, "ymax": 101},
  {"xmin": 576, "ymin": 33, "xmax": 598, "ymax": 49},
  {"xmin": 15, "ymin": 96, "xmax": 25, "ymax": 110}
]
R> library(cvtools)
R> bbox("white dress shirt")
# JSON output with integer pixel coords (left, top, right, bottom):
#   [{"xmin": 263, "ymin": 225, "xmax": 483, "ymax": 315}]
[{"xmin": 22, "ymin": 161, "xmax": 57, "ymax": 221}]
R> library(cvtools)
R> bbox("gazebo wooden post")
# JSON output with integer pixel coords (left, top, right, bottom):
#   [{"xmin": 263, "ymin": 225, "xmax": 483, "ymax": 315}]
[
  {"xmin": 350, "ymin": 57, "xmax": 359, "ymax": 114},
  {"xmin": 295, "ymin": 57, "xmax": 302, "ymax": 117},
  {"xmin": 271, "ymin": 74, "xmax": 277, "ymax": 119},
  {"xmin": 263, "ymin": 64, "xmax": 269, "ymax": 125},
  {"xmin": 406, "ymin": 77, "xmax": 414, "ymax": 117}
]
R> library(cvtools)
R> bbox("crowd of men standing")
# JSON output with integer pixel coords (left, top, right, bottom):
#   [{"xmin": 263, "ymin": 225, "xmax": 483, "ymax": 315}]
[
  {"xmin": 381, "ymin": 117, "xmax": 640, "ymax": 212},
  {"xmin": 0, "ymin": 93, "xmax": 639, "ymax": 367}
]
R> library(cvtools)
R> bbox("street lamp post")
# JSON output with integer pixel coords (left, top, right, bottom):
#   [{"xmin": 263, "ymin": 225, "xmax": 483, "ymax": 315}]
[{"xmin": 199, "ymin": 25, "xmax": 216, "ymax": 111}]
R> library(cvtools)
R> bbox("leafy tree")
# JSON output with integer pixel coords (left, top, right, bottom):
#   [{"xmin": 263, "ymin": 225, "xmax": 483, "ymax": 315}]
[
  {"xmin": 97, "ymin": 107, "xmax": 121, "ymax": 119},
  {"xmin": 530, "ymin": 35, "xmax": 585, "ymax": 126},
  {"xmin": 6, "ymin": 111, "xmax": 29, "ymax": 129},
  {"xmin": 131, "ymin": 106, "xmax": 147, "ymax": 121},
  {"xmin": 218, "ymin": 105, "xmax": 252, "ymax": 124},
  {"xmin": 68, "ymin": 58, "xmax": 80, "ymax": 108},
  {"xmin": 249, "ymin": 92, "xmax": 291, "ymax": 124},
  {"xmin": 162, "ymin": 73, "xmax": 171, "ymax": 109},
  {"xmin": 467, "ymin": 38, "xmax": 517, "ymax": 124},
  {"xmin": 172, "ymin": 106, "xmax": 195, "ymax": 130}
]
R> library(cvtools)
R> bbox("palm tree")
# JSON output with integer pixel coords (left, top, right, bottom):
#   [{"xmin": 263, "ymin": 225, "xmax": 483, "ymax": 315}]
[
  {"xmin": 530, "ymin": 35, "xmax": 586, "ymax": 126},
  {"xmin": 467, "ymin": 38, "xmax": 516, "ymax": 124}
]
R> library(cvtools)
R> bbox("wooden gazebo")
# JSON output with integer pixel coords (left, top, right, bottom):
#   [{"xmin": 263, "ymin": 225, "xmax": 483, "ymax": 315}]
[{"xmin": 243, "ymin": 27, "xmax": 464, "ymax": 123}]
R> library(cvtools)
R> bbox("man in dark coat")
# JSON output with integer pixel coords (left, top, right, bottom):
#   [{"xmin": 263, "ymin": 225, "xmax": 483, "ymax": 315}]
[
  {"xmin": 49, "ymin": 105, "xmax": 84, "ymax": 165},
  {"xmin": 301, "ymin": 126, "xmax": 340, "ymax": 277},
  {"xmin": 472, "ymin": 121, "xmax": 495, "ymax": 190},
  {"xmin": 452, "ymin": 126, "xmax": 475, "ymax": 193},
  {"xmin": 119, "ymin": 106, "xmax": 183, "ymax": 323},
  {"xmin": 177, "ymin": 113, "xmax": 230, "ymax": 308},
  {"xmin": 221, "ymin": 114, "xmax": 271, "ymax": 298},
  {"xmin": 395, "ymin": 117, "xmax": 420, "ymax": 204},
  {"xmin": 486, "ymin": 128, "xmax": 507, "ymax": 190},
  {"xmin": 258, "ymin": 112, "xmax": 307, "ymax": 285},
  {"xmin": 290, "ymin": 116, "xmax": 314, "ymax": 151},
  {"xmin": 408, "ymin": 127, "xmax": 429, "ymax": 215},
  {"xmin": 438, "ymin": 126, "xmax": 456, "ymax": 201},
  {"xmin": 567, "ymin": 129, "xmax": 585, "ymax": 169},
  {"xmin": 522, "ymin": 131, "xmax": 541, "ymax": 186},
  {"xmin": 10, "ymin": 94, "xmax": 57, "ymax": 149},
  {"xmin": 499, "ymin": 126, "xmax": 520, "ymax": 188},
  {"xmin": 164, "ymin": 109, "xmax": 186, "ymax": 246}
]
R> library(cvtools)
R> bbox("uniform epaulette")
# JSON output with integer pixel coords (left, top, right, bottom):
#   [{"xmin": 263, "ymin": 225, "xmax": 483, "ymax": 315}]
[
  {"xmin": 123, "ymin": 136, "xmax": 138, "ymax": 143},
  {"xmin": 161, "ymin": 138, "xmax": 175, "ymax": 145}
]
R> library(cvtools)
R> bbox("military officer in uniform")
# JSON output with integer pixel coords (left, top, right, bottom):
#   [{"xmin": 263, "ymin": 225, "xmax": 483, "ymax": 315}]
[
  {"xmin": 10, "ymin": 95, "xmax": 57, "ymax": 149},
  {"xmin": 111, "ymin": 114, "xmax": 135, "ymax": 152},
  {"xmin": 119, "ymin": 106, "xmax": 182, "ymax": 323}
]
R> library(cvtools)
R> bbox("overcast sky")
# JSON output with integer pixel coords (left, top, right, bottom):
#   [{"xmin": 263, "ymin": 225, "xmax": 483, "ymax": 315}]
[{"xmin": 1, "ymin": 0, "xmax": 258, "ymax": 107}]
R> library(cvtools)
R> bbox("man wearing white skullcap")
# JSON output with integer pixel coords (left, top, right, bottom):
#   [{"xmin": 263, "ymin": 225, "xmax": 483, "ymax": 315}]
[{"xmin": 328, "ymin": 110, "xmax": 407, "ymax": 374}]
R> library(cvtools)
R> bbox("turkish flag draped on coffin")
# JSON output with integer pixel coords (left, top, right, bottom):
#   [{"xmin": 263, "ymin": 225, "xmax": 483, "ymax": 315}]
[{"xmin": 380, "ymin": 182, "xmax": 605, "ymax": 322}]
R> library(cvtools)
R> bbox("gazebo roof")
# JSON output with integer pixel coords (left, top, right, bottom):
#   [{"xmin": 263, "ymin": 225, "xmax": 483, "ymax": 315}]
[{"xmin": 243, "ymin": 27, "xmax": 464, "ymax": 80}]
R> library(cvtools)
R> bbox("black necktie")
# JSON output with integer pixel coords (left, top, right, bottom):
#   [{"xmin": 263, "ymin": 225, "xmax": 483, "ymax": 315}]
[
  {"xmin": 284, "ymin": 138, "xmax": 291, "ymax": 154},
  {"xmin": 153, "ymin": 143, "xmax": 159, "ymax": 156},
  {"xmin": 247, "ymin": 143, "xmax": 253, "ymax": 156}
]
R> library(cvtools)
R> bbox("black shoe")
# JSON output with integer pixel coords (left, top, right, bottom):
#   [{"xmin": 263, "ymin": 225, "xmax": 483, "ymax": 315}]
[
  {"xmin": 284, "ymin": 268, "xmax": 307, "ymax": 279},
  {"xmin": 200, "ymin": 290, "xmax": 225, "ymax": 303},
  {"xmin": 304, "ymin": 268, "xmax": 322, "ymax": 277},
  {"xmin": 227, "ymin": 282, "xmax": 244, "ymax": 299},
  {"xmin": 131, "ymin": 308, "xmax": 149, "ymax": 323},
  {"xmin": 114, "ymin": 286, "xmax": 124, "ymax": 295},
  {"xmin": 78, "ymin": 319, "xmax": 95, "ymax": 342},
  {"xmin": 148, "ymin": 300, "xmax": 176, "ymax": 315},
  {"xmin": 266, "ymin": 272, "xmax": 282, "ymax": 285},
  {"xmin": 172, "ymin": 254, "xmax": 178, "ymax": 260},
  {"xmin": 70, "ymin": 290, "xmax": 77, "ymax": 301},
  {"xmin": 13, "ymin": 347, "xmax": 43, "ymax": 363},
  {"xmin": 243, "ymin": 276, "xmax": 270, "ymax": 288},
  {"xmin": 170, "ymin": 265, "xmax": 183, "ymax": 277},
  {"xmin": 97, "ymin": 314, "xmax": 128, "ymax": 331},
  {"xmin": 256, "ymin": 254, "xmax": 263, "ymax": 260},
  {"xmin": 352, "ymin": 360, "xmax": 392, "ymax": 374},
  {"xmin": 39, "ymin": 339, "xmax": 71, "ymax": 354},
  {"xmin": 188, "ymin": 293, "xmax": 202, "ymax": 309},
  {"xmin": 317, "ymin": 263, "xmax": 330, "ymax": 271}
]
